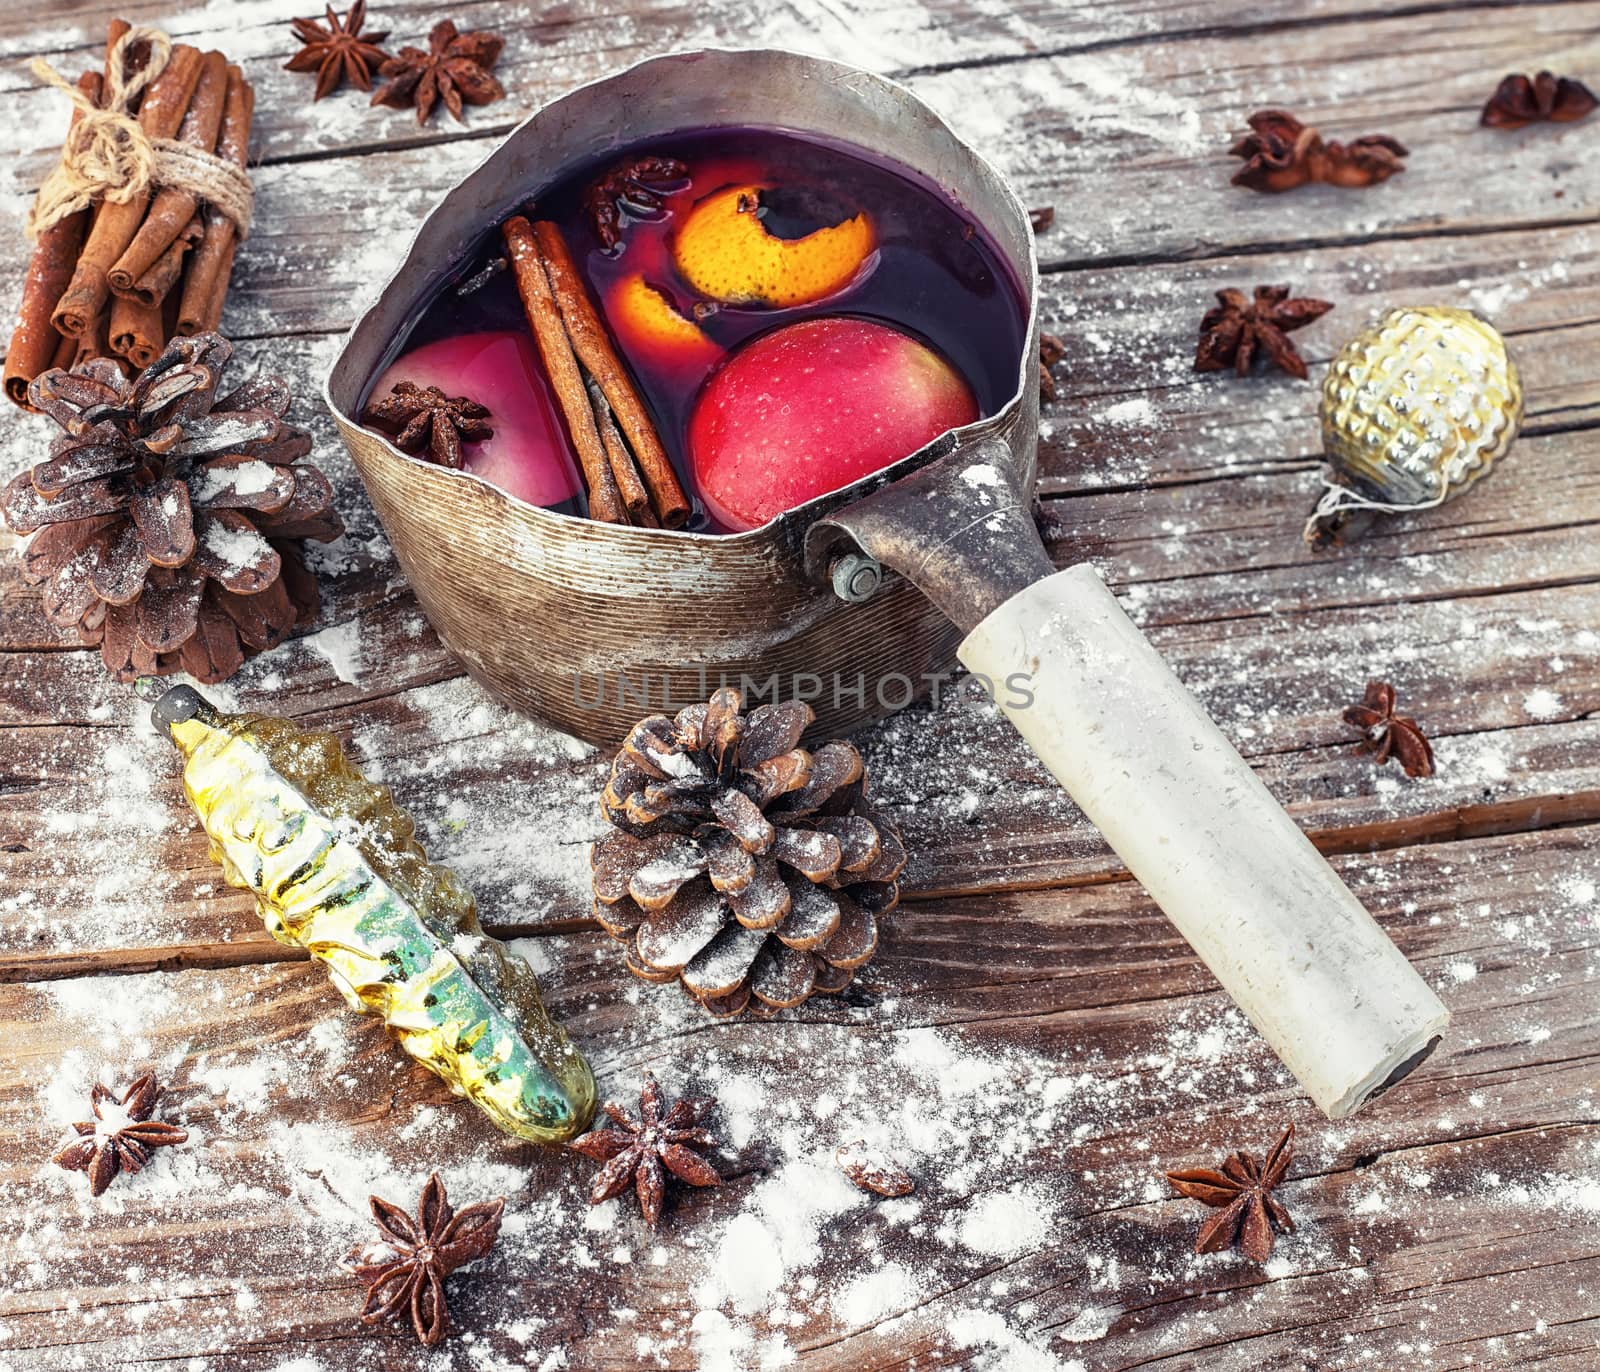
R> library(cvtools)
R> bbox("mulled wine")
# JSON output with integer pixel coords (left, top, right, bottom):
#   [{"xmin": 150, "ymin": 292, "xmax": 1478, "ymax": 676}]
[{"xmin": 363, "ymin": 126, "xmax": 1028, "ymax": 532}]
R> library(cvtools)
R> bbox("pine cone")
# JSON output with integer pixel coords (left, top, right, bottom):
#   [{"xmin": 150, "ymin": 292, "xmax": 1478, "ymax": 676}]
[
  {"xmin": 2, "ymin": 334, "xmax": 344, "ymax": 683},
  {"xmin": 591, "ymin": 688, "xmax": 905, "ymax": 1017}
]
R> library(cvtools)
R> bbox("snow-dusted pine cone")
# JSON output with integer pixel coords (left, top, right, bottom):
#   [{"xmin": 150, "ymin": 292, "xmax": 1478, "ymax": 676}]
[
  {"xmin": 591, "ymin": 688, "xmax": 904, "ymax": 1017},
  {"xmin": 2, "ymin": 334, "xmax": 343, "ymax": 682}
]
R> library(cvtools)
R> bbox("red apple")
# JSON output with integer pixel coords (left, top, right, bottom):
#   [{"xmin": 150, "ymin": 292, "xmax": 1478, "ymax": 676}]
[{"xmin": 688, "ymin": 318, "xmax": 977, "ymax": 531}]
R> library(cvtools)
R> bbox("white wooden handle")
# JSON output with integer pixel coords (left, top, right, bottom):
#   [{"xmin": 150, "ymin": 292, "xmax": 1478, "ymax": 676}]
[{"xmin": 958, "ymin": 563, "xmax": 1449, "ymax": 1118}]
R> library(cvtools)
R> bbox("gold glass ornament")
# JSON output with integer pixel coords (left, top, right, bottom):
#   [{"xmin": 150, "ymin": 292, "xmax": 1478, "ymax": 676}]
[
  {"xmin": 1307, "ymin": 306, "xmax": 1522, "ymax": 548},
  {"xmin": 151, "ymin": 684, "xmax": 596, "ymax": 1144}
]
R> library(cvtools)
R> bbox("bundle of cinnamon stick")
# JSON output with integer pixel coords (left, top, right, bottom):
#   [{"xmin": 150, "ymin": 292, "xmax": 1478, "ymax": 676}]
[
  {"xmin": 4, "ymin": 19, "xmax": 255, "ymax": 409},
  {"xmin": 502, "ymin": 216, "xmax": 689, "ymax": 527}
]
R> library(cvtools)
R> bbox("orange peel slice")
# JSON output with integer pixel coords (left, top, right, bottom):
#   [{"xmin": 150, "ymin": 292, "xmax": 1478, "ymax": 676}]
[
  {"xmin": 672, "ymin": 184, "xmax": 875, "ymax": 308},
  {"xmin": 604, "ymin": 274, "xmax": 721, "ymax": 370}
]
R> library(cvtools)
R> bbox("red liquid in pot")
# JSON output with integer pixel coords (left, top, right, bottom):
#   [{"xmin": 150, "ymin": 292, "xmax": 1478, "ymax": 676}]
[{"xmin": 367, "ymin": 126, "xmax": 1028, "ymax": 531}]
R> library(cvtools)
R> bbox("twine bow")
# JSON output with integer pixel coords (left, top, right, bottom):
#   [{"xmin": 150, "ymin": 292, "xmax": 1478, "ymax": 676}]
[{"xmin": 25, "ymin": 25, "xmax": 253, "ymax": 242}]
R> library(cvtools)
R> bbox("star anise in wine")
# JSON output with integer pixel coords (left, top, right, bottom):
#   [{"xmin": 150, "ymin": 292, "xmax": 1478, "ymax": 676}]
[
  {"xmin": 285, "ymin": 2, "xmax": 391, "ymax": 100},
  {"xmin": 1231, "ymin": 110, "xmax": 1407, "ymax": 192},
  {"xmin": 52, "ymin": 1073, "xmax": 188, "ymax": 1196},
  {"xmin": 371, "ymin": 18, "xmax": 504, "ymax": 126},
  {"xmin": 569, "ymin": 1075, "xmax": 723, "ymax": 1227},
  {"xmin": 1343, "ymin": 680, "xmax": 1435, "ymax": 778},
  {"xmin": 340, "ymin": 1172, "xmax": 505, "ymax": 1347},
  {"xmin": 1481, "ymin": 71, "xmax": 1598, "ymax": 129},
  {"xmin": 1195, "ymin": 285, "xmax": 1332, "ymax": 380},
  {"xmin": 363, "ymin": 380, "xmax": 492, "ymax": 469},
  {"xmin": 1167, "ymin": 1124, "xmax": 1296, "ymax": 1263},
  {"xmin": 584, "ymin": 156, "xmax": 691, "ymax": 251}
]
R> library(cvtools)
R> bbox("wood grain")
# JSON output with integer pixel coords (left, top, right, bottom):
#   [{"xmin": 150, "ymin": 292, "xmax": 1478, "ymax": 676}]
[
  {"xmin": 0, "ymin": 0, "xmax": 1597, "ymax": 1367},
  {"xmin": 1, "ymin": 826, "xmax": 1594, "ymax": 1369}
]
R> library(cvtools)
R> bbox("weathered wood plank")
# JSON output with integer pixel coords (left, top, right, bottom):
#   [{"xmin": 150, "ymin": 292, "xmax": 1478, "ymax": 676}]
[
  {"xmin": 2, "ymin": 265, "xmax": 1595, "ymax": 957},
  {"xmin": 2, "ymin": 824, "xmax": 1595, "ymax": 1370},
  {"xmin": 4, "ymin": 224, "xmax": 1597, "ymax": 666},
  {"xmin": 2, "ymin": 0, "xmax": 1597, "ymax": 1367},
  {"xmin": 5, "ymin": 0, "xmax": 1560, "ymax": 66},
  {"xmin": 3, "ymin": 319, "xmax": 1596, "ymax": 954},
  {"xmin": 3, "ymin": 563, "xmax": 1597, "ymax": 964},
  {"xmin": 3, "ymin": 5, "xmax": 1598, "ymax": 327},
  {"xmin": 5, "ymin": 0, "xmax": 1582, "ymax": 151},
  {"xmin": 1038, "ymin": 221, "xmax": 1600, "ymax": 494},
  {"xmin": 12, "ymin": 207, "xmax": 1595, "ymax": 524}
]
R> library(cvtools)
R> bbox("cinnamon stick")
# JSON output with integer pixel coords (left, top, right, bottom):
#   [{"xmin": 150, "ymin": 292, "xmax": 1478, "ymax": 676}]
[
  {"xmin": 48, "ymin": 325, "xmax": 78, "ymax": 373},
  {"xmin": 109, "ymin": 291, "xmax": 163, "ymax": 368},
  {"xmin": 531, "ymin": 220, "xmax": 690, "ymax": 528},
  {"xmin": 52, "ymin": 43, "xmax": 203, "ymax": 338},
  {"xmin": 501, "ymin": 215, "xmax": 625, "ymax": 524},
  {"xmin": 4, "ymin": 70, "xmax": 102, "ymax": 407},
  {"xmin": 109, "ymin": 50, "xmax": 229, "ymax": 298},
  {"xmin": 198, "ymin": 235, "xmax": 236, "ymax": 333},
  {"xmin": 72, "ymin": 311, "xmax": 116, "ymax": 370},
  {"xmin": 129, "ymin": 212, "xmax": 203, "ymax": 308},
  {"xmin": 586, "ymin": 375, "xmax": 651, "ymax": 520},
  {"xmin": 160, "ymin": 275, "xmax": 180, "ymax": 346},
  {"xmin": 176, "ymin": 67, "xmax": 252, "ymax": 337}
]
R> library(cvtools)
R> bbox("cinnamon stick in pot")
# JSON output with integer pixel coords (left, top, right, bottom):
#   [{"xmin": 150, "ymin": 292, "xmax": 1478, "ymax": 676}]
[
  {"xmin": 531, "ymin": 220, "xmax": 690, "ymax": 528},
  {"xmin": 502, "ymin": 215, "xmax": 626, "ymax": 524},
  {"xmin": 108, "ymin": 49, "xmax": 229, "ymax": 298},
  {"xmin": 587, "ymin": 376, "xmax": 652, "ymax": 521},
  {"xmin": 4, "ymin": 70, "xmax": 102, "ymax": 407},
  {"xmin": 176, "ymin": 67, "xmax": 252, "ymax": 337},
  {"xmin": 52, "ymin": 43, "xmax": 203, "ymax": 338}
]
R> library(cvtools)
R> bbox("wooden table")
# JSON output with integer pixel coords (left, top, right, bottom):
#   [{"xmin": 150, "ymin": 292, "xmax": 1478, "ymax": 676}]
[{"xmin": 3, "ymin": 2, "xmax": 1598, "ymax": 1368}]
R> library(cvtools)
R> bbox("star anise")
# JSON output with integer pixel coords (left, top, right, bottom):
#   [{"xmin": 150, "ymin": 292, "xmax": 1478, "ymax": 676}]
[
  {"xmin": 52, "ymin": 1073, "xmax": 188, "ymax": 1196},
  {"xmin": 584, "ymin": 156, "xmax": 691, "ymax": 251},
  {"xmin": 285, "ymin": 2, "xmax": 391, "ymax": 100},
  {"xmin": 362, "ymin": 380, "xmax": 491, "ymax": 469},
  {"xmin": 1343, "ymin": 680, "xmax": 1435, "ymax": 778},
  {"xmin": 569, "ymin": 1075, "xmax": 723, "ymax": 1227},
  {"xmin": 340, "ymin": 1172, "xmax": 505, "ymax": 1347},
  {"xmin": 1039, "ymin": 331, "xmax": 1065, "ymax": 402},
  {"xmin": 370, "ymin": 18, "xmax": 504, "ymax": 126},
  {"xmin": 1231, "ymin": 110, "xmax": 1408, "ymax": 192},
  {"xmin": 1481, "ymin": 71, "xmax": 1598, "ymax": 129},
  {"xmin": 1167, "ymin": 1124, "xmax": 1296, "ymax": 1263},
  {"xmin": 1195, "ymin": 285, "xmax": 1332, "ymax": 380}
]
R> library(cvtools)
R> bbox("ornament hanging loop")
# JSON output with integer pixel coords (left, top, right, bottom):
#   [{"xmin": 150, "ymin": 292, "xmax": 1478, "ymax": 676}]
[{"xmin": 1302, "ymin": 477, "xmax": 1450, "ymax": 548}]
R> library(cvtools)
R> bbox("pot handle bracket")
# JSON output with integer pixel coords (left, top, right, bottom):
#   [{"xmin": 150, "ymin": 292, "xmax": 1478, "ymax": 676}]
[
  {"xmin": 803, "ymin": 433, "xmax": 1055, "ymax": 629},
  {"xmin": 811, "ymin": 434, "xmax": 1450, "ymax": 1118}
]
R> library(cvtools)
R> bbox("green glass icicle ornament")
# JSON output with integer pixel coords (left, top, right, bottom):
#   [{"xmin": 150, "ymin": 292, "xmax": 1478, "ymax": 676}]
[
  {"xmin": 152, "ymin": 684, "xmax": 595, "ymax": 1143},
  {"xmin": 1307, "ymin": 306, "xmax": 1522, "ymax": 548}
]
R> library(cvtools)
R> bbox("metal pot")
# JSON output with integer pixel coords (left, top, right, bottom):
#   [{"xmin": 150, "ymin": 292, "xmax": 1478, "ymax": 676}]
[
  {"xmin": 324, "ymin": 49, "xmax": 1037, "ymax": 748},
  {"xmin": 325, "ymin": 49, "xmax": 1449, "ymax": 1121}
]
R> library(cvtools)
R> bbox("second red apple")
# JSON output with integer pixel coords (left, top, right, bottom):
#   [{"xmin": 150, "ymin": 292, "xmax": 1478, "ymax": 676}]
[{"xmin": 687, "ymin": 317, "xmax": 978, "ymax": 532}]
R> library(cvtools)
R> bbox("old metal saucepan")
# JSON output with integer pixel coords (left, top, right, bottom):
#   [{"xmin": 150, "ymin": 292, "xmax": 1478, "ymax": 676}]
[{"xmin": 325, "ymin": 50, "xmax": 1447, "ymax": 1118}]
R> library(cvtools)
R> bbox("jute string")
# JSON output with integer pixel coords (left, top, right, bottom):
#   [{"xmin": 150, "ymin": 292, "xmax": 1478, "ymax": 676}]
[{"xmin": 25, "ymin": 26, "xmax": 253, "ymax": 242}]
